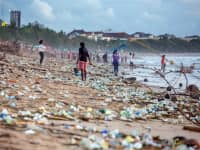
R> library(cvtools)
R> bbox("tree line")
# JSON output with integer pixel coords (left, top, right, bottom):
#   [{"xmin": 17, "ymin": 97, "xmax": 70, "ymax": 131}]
[{"xmin": 0, "ymin": 22, "xmax": 200, "ymax": 52}]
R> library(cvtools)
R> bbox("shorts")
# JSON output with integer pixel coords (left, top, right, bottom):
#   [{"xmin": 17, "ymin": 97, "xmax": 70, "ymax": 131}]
[{"xmin": 78, "ymin": 61, "xmax": 87, "ymax": 71}]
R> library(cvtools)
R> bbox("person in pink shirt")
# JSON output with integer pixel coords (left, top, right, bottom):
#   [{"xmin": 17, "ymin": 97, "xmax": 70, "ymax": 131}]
[{"xmin": 161, "ymin": 55, "xmax": 166, "ymax": 72}]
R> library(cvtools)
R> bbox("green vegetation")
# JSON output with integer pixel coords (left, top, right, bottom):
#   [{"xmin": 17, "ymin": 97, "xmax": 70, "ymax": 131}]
[
  {"xmin": 0, "ymin": 22, "xmax": 200, "ymax": 52},
  {"xmin": 0, "ymin": 22, "xmax": 67, "ymax": 49}
]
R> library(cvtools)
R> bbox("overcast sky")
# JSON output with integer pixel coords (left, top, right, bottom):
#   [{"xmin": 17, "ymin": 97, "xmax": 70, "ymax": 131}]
[{"xmin": 0, "ymin": 0, "xmax": 200, "ymax": 36}]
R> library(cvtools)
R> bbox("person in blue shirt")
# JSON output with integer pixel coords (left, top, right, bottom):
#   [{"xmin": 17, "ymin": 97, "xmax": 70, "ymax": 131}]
[{"xmin": 112, "ymin": 49, "xmax": 120, "ymax": 76}]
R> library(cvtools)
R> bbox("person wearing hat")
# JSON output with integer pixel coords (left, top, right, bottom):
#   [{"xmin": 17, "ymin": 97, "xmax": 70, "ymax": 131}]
[{"xmin": 161, "ymin": 55, "xmax": 166, "ymax": 72}]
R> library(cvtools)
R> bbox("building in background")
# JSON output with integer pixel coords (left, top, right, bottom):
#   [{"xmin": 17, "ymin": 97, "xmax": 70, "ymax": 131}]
[{"xmin": 10, "ymin": 10, "xmax": 21, "ymax": 28}]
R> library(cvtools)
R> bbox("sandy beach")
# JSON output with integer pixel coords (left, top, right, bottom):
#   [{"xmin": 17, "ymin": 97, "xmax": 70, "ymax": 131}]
[{"xmin": 0, "ymin": 52, "xmax": 199, "ymax": 150}]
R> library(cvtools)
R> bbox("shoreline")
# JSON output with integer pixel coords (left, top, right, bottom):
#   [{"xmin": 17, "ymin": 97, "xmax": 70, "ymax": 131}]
[{"xmin": 135, "ymin": 52, "xmax": 200, "ymax": 57}]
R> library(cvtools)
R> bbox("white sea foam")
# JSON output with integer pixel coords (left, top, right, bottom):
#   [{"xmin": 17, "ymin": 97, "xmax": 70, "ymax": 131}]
[{"xmin": 121, "ymin": 55, "xmax": 200, "ymax": 89}]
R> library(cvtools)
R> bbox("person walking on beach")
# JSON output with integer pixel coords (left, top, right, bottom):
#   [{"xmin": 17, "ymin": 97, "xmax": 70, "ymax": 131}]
[
  {"xmin": 125, "ymin": 53, "xmax": 128, "ymax": 64},
  {"xmin": 38, "ymin": 40, "xmax": 46, "ymax": 65},
  {"xmin": 96, "ymin": 53, "xmax": 101, "ymax": 63},
  {"xmin": 121, "ymin": 54, "xmax": 124, "ymax": 64},
  {"xmin": 129, "ymin": 52, "xmax": 135, "ymax": 71},
  {"xmin": 112, "ymin": 49, "xmax": 120, "ymax": 76},
  {"xmin": 103, "ymin": 52, "xmax": 108, "ymax": 63},
  {"xmin": 161, "ymin": 55, "xmax": 166, "ymax": 72},
  {"xmin": 77, "ymin": 42, "xmax": 92, "ymax": 81}
]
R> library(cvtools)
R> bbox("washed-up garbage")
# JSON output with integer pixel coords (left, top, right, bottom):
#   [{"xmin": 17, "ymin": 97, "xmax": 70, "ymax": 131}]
[
  {"xmin": 142, "ymin": 133, "xmax": 161, "ymax": 147},
  {"xmin": 120, "ymin": 107, "xmax": 148, "ymax": 121},
  {"xmin": 0, "ymin": 109, "xmax": 14, "ymax": 124},
  {"xmin": 48, "ymin": 98, "xmax": 55, "ymax": 102},
  {"xmin": 31, "ymin": 84, "xmax": 42, "ymax": 93},
  {"xmin": 26, "ymin": 124, "xmax": 45, "ymax": 134},
  {"xmin": 28, "ymin": 95, "xmax": 38, "ymax": 100},
  {"xmin": 80, "ymin": 135, "xmax": 108, "ymax": 150},
  {"xmin": 0, "ymin": 109, "xmax": 9, "ymax": 120},
  {"xmin": 132, "ymin": 142, "xmax": 143, "ymax": 149},
  {"xmin": 101, "ymin": 129, "xmax": 109, "ymax": 137},
  {"xmin": 120, "ymin": 108, "xmax": 134, "ymax": 121},
  {"xmin": 98, "ymin": 109, "xmax": 116, "ymax": 121},
  {"xmin": 69, "ymin": 105, "xmax": 79, "ymax": 112},
  {"xmin": 6, "ymin": 95, "xmax": 16, "ymax": 100},
  {"xmin": 0, "ymin": 91, "xmax": 5, "ymax": 96},
  {"xmin": 33, "ymin": 113, "xmax": 49, "ymax": 124},
  {"xmin": 109, "ymin": 129, "xmax": 123, "ymax": 139},
  {"xmin": 52, "ymin": 110, "xmax": 74, "ymax": 120},
  {"xmin": 1, "ymin": 53, "xmax": 200, "ymax": 149},
  {"xmin": 23, "ymin": 86, "xmax": 31, "ymax": 92},
  {"xmin": 79, "ymin": 112, "xmax": 93, "ymax": 121},
  {"xmin": 55, "ymin": 102, "xmax": 65, "ymax": 109},
  {"xmin": 24, "ymin": 129, "xmax": 36, "ymax": 135},
  {"xmin": 90, "ymin": 80, "xmax": 109, "ymax": 92},
  {"xmin": 9, "ymin": 102, "xmax": 16, "ymax": 108},
  {"xmin": 18, "ymin": 110, "xmax": 32, "ymax": 117},
  {"xmin": 79, "ymin": 127, "xmax": 199, "ymax": 150}
]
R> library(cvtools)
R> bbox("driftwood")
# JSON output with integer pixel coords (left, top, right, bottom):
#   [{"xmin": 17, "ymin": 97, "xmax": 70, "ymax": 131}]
[
  {"xmin": 147, "ymin": 68, "xmax": 200, "ymax": 126},
  {"xmin": 183, "ymin": 126, "xmax": 200, "ymax": 132},
  {"xmin": 154, "ymin": 69, "xmax": 177, "ymax": 94},
  {"xmin": 183, "ymin": 72, "xmax": 189, "ymax": 88},
  {"xmin": 42, "ymin": 126, "xmax": 88, "ymax": 137}
]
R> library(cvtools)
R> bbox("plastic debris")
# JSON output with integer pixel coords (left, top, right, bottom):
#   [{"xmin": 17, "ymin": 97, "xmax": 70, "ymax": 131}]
[{"xmin": 0, "ymin": 52, "xmax": 199, "ymax": 149}]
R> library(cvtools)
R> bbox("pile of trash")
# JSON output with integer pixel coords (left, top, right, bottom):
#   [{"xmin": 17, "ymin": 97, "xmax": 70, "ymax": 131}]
[
  {"xmin": 80, "ymin": 128, "xmax": 199, "ymax": 150},
  {"xmin": 0, "ymin": 53, "xmax": 199, "ymax": 149}
]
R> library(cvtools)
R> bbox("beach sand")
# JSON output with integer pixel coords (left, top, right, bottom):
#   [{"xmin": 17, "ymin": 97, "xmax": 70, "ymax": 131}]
[{"xmin": 0, "ymin": 52, "xmax": 199, "ymax": 149}]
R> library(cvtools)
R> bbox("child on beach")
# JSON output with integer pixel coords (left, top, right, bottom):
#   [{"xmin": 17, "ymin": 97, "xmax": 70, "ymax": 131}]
[
  {"xmin": 77, "ymin": 42, "xmax": 92, "ymax": 81},
  {"xmin": 112, "ymin": 50, "xmax": 120, "ymax": 76}
]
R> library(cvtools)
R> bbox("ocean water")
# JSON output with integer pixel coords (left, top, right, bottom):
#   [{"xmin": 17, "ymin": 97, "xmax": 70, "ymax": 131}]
[{"xmin": 122, "ymin": 55, "xmax": 200, "ymax": 89}]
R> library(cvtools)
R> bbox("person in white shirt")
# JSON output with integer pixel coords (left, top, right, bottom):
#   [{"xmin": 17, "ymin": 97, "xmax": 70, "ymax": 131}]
[{"xmin": 38, "ymin": 40, "xmax": 46, "ymax": 65}]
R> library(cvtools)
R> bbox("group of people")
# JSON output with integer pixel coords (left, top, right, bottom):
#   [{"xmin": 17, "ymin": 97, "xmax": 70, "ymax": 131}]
[
  {"xmin": 36, "ymin": 40, "xmax": 91, "ymax": 81},
  {"xmin": 36, "ymin": 40, "xmax": 167, "ymax": 81}
]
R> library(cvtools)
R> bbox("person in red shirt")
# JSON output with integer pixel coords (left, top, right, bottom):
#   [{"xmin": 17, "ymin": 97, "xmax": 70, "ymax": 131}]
[{"xmin": 161, "ymin": 55, "xmax": 166, "ymax": 72}]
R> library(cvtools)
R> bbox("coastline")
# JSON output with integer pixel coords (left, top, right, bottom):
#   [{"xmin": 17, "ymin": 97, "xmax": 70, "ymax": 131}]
[{"xmin": 135, "ymin": 52, "xmax": 200, "ymax": 57}]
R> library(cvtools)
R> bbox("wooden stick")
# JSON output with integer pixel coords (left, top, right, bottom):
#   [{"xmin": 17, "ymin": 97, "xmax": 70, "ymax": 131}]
[{"xmin": 183, "ymin": 126, "xmax": 200, "ymax": 132}]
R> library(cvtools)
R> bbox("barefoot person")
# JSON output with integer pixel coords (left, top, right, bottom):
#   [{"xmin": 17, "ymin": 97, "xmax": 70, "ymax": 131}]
[{"xmin": 77, "ymin": 42, "xmax": 92, "ymax": 81}]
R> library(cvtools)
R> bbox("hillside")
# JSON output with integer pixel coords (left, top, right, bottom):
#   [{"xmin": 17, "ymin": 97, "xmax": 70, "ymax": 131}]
[{"xmin": 0, "ymin": 23, "xmax": 200, "ymax": 52}]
